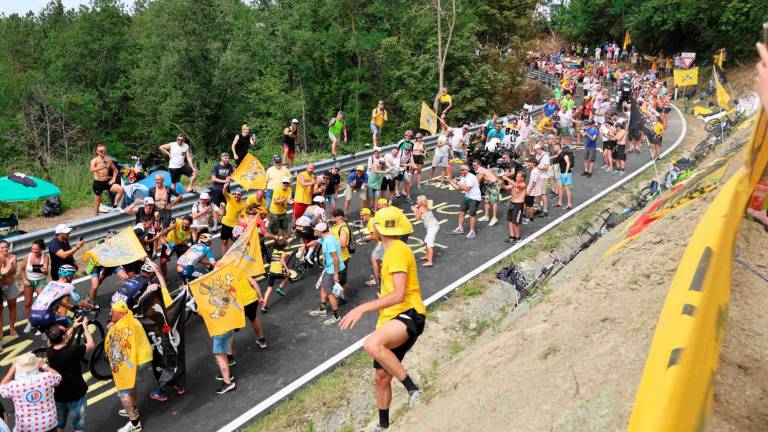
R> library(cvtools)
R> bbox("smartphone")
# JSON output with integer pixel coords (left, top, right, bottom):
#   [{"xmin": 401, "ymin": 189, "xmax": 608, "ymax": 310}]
[{"xmin": 79, "ymin": 236, "xmax": 84, "ymax": 242}]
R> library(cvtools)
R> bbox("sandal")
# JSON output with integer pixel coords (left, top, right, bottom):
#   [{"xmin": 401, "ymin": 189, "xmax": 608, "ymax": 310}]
[
  {"xmin": 553, "ymin": 203, "xmax": 562, "ymax": 208},
  {"xmin": 565, "ymin": 205, "xmax": 573, "ymax": 209}
]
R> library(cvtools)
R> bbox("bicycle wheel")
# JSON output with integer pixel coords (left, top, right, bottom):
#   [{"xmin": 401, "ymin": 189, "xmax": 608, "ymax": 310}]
[
  {"xmin": 89, "ymin": 338, "xmax": 112, "ymax": 381},
  {"xmin": 73, "ymin": 320, "xmax": 105, "ymax": 363},
  {"xmin": 286, "ymin": 254, "xmax": 306, "ymax": 282},
  {"xmin": 705, "ymin": 119, "xmax": 721, "ymax": 133}
]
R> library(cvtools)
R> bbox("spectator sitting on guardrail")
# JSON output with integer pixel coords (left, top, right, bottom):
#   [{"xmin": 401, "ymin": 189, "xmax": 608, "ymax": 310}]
[{"xmin": 160, "ymin": 133, "xmax": 199, "ymax": 194}]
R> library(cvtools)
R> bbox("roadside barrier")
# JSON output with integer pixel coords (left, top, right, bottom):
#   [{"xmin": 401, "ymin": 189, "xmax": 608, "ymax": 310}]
[{"xmin": 628, "ymin": 106, "xmax": 768, "ymax": 431}]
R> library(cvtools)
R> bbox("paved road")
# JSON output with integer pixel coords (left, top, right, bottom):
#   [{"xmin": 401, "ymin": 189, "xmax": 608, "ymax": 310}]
[{"xmin": 0, "ymin": 112, "xmax": 683, "ymax": 431}]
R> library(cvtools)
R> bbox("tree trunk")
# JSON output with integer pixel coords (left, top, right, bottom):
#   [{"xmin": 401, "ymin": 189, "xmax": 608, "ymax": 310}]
[{"xmin": 433, "ymin": 0, "xmax": 456, "ymax": 114}]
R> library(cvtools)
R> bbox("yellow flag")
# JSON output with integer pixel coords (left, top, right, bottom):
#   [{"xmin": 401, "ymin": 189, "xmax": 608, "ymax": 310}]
[
  {"xmin": 623, "ymin": 30, "xmax": 632, "ymax": 50},
  {"xmin": 713, "ymin": 64, "xmax": 731, "ymax": 109},
  {"xmin": 714, "ymin": 48, "xmax": 726, "ymax": 67},
  {"xmin": 105, "ymin": 311, "xmax": 153, "ymax": 390},
  {"xmin": 231, "ymin": 153, "xmax": 266, "ymax": 190},
  {"xmin": 83, "ymin": 226, "xmax": 147, "ymax": 267},
  {"xmin": 420, "ymin": 101, "xmax": 438, "ymax": 135},
  {"xmin": 218, "ymin": 220, "xmax": 265, "ymax": 277},
  {"xmin": 673, "ymin": 67, "xmax": 698, "ymax": 87},
  {"xmin": 188, "ymin": 262, "xmax": 247, "ymax": 337}
]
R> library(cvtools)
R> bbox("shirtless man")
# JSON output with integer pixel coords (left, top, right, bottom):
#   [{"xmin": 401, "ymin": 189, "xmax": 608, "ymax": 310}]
[
  {"xmin": 471, "ymin": 159, "xmax": 500, "ymax": 227},
  {"xmin": 501, "ymin": 172, "xmax": 527, "ymax": 243},
  {"xmin": 148, "ymin": 173, "xmax": 183, "ymax": 228},
  {"xmin": 89, "ymin": 144, "xmax": 124, "ymax": 215}
]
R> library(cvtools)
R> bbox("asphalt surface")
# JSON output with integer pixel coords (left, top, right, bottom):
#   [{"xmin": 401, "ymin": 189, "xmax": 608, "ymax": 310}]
[{"xmin": 0, "ymin": 112, "xmax": 683, "ymax": 431}]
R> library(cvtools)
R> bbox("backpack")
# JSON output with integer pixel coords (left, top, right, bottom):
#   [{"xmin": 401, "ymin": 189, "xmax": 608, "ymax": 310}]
[
  {"xmin": 42, "ymin": 196, "xmax": 62, "ymax": 217},
  {"xmin": 496, "ymin": 264, "xmax": 529, "ymax": 300},
  {"xmin": 342, "ymin": 223, "xmax": 355, "ymax": 254}
]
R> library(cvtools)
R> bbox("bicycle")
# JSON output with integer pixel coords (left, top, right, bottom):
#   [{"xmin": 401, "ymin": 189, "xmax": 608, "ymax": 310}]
[{"xmin": 32, "ymin": 305, "xmax": 105, "ymax": 366}]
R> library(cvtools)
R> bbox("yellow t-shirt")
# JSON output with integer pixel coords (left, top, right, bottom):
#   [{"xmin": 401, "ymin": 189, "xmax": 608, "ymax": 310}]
[
  {"xmin": 371, "ymin": 108, "xmax": 388, "ymax": 127},
  {"xmin": 238, "ymin": 278, "xmax": 259, "ymax": 306},
  {"xmin": 536, "ymin": 117, "xmax": 553, "ymax": 133},
  {"xmin": 166, "ymin": 218, "xmax": 192, "ymax": 244},
  {"xmin": 222, "ymin": 196, "xmax": 247, "ymax": 227},
  {"xmin": 376, "ymin": 240, "xmax": 426, "ymax": 329},
  {"xmin": 265, "ymin": 166, "xmax": 291, "ymax": 190},
  {"xmin": 366, "ymin": 219, "xmax": 380, "ymax": 244},
  {"xmin": 246, "ymin": 195, "xmax": 267, "ymax": 215},
  {"xmin": 653, "ymin": 122, "xmax": 664, "ymax": 137},
  {"xmin": 331, "ymin": 222, "xmax": 351, "ymax": 262},
  {"xmin": 268, "ymin": 249, "xmax": 286, "ymax": 274},
  {"xmin": 294, "ymin": 172, "xmax": 314, "ymax": 204},
  {"xmin": 439, "ymin": 94, "xmax": 452, "ymax": 104},
  {"xmin": 269, "ymin": 187, "xmax": 291, "ymax": 214}
]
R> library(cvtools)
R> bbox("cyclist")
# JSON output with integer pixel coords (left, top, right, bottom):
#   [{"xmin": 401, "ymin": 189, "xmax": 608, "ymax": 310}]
[
  {"xmin": 260, "ymin": 240, "xmax": 290, "ymax": 313},
  {"xmin": 295, "ymin": 196, "xmax": 326, "ymax": 265},
  {"xmin": 110, "ymin": 260, "xmax": 165, "ymax": 310},
  {"xmin": 30, "ymin": 265, "xmax": 94, "ymax": 332},
  {"xmin": 176, "ymin": 234, "xmax": 216, "ymax": 282}
]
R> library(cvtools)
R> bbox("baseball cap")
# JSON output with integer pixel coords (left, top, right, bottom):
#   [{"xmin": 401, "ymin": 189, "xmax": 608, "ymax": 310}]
[
  {"xmin": 55, "ymin": 224, "xmax": 73, "ymax": 234},
  {"xmin": 313, "ymin": 196, "xmax": 325, "ymax": 204},
  {"xmin": 291, "ymin": 118, "xmax": 299, "ymax": 123},
  {"xmin": 233, "ymin": 187, "xmax": 245, "ymax": 194},
  {"xmin": 356, "ymin": 164, "xmax": 365, "ymax": 171},
  {"xmin": 273, "ymin": 155, "xmax": 282, "ymax": 163},
  {"xmin": 360, "ymin": 208, "xmax": 372, "ymax": 216},
  {"xmin": 221, "ymin": 152, "xmax": 230, "ymax": 158},
  {"xmin": 199, "ymin": 192, "xmax": 210, "ymax": 200},
  {"xmin": 281, "ymin": 176, "xmax": 292, "ymax": 183},
  {"xmin": 377, "ymin": 198, "xmax": 389, "ymax": 206},
  {"xmin": 143, "ymin": 197, "xmax": 155, "ymax": 205},
  {"xmin": 314, "ymin": 222, "xmax": 329, "ymax": 233},
  {"xmin": 373, "ymin": 146, "xmax": 382, "ymax": 152}
]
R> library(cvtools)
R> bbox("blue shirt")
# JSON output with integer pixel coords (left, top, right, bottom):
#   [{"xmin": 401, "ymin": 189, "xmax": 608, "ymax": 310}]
[
  {"xmin": 544, "ymin": 103, "xmax": 560, "ymax": 117},
  {"xmin": 347, "ymin": 171, "xmax": 367, "ymax": 189},
  {"xmin": 585, "ymin": 127, "xmax": 599, "ymax": 148},
  {"xmin": 486, "ymin": 129, "xmax": 505, "ymax": 143},
  {"xmin": 319, "ymin": 234, "xmax": 345, "ymax": 275}
]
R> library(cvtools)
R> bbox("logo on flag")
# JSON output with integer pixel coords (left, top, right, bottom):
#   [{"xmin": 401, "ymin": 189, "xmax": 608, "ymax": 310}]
[
  {"xmin": 188, "ymin": 263, "xmax": 247, "ymax": 336},
  {"xmin": 105, "ymin": 310, "xmax": 153, "ymax": 390},
  {"xmin": 231, "ymin": 153, "xmax": 266, "ymax": 190},
  {"xmin": 83, "ymin": 226, "xmax": 147, "ymax": 268},
  {"xmin": 673, "ymin": 67, "xmax": 698, "ymax": 87},
  {"xmin": 420, "ymin": 102, "xmax": 438, "ymax": 136}
]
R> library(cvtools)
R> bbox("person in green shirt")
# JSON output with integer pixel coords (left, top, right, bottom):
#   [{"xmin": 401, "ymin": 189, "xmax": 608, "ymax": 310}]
[
  {"xmin": 561, "ymin": 93, "xmax": 575, "ymax": 112},
  {"xmin": 328, "ymin": 111, "xmax": 348, "ymax": 159}
]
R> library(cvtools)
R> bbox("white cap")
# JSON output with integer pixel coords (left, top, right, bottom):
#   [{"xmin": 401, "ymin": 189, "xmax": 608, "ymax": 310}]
[
  {"xmin": 199, "ymin": 192, "xmax": 210, "ymax": 200},
  {"xmin": 55, "ymin": 224, "xmax": 72, "ymax": 234},
  {"xmin": 291, "ymin": 118, "xmax": 299, "ymax": 123},
  {"xmin": 313, "ymin": 196, "xmax": 325, "ymax": 204},
  {"xmin": 315, "ymin": 222, "xmax": 329, "ymax": 233},
  {"xmin": 143, "ymin": 197, "xmax": 155, "ymax": 205},
  {"xmin": 373, "ymin": 146, "xmax": 382, "ymax": 152}
]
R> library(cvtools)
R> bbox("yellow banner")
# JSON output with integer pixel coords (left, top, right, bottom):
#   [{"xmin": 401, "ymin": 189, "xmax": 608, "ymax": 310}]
[
  {"xmin": 105, "ymin": 311, "xmax": 153, "ymax": 390},
  {"xmin": 643, "ymin": 54, "xmax": 657, "ymax": 62},
  {"xmin": 420, "ymin": 101, "xmax": 438, "ymax": 136},
  {"xmin": 83, "ymin": 226, "xmax": 147, "ymax": 267},
  {"xmin": 231, "ymin": 153, "xmax": 266, "ymax": 190},
  {"xmin": 217, "ymin": 220, "xmax": 265, "ymax": 278},
  {"xmin": 189, "ymin": 262, "xmax": 247, "ymax": 337},
  {"xmin": 623, "ymin": 30, "xmax": 632, "ymax": 50},
  {"xmin": 714, "ymin": 66, "xmax": 731, "ymax": 109},
  {"xmin": 673, "ymin": 67, "xmax": 698, "ymax": 87},
  {"xmin": 628, "ymin": 107, "xmax": 768, "ymax": 430}
]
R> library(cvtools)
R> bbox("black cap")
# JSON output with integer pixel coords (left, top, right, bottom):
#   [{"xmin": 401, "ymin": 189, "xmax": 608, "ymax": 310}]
[{"xmin": 332, "ymin": 208, "xmax": 345, "ymax": 218}]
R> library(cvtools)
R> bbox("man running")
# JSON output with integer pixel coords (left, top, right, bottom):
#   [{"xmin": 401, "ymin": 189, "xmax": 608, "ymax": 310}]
[
  {"xmin": 307, "ymin": 223, "xmax": 345, "ymax": 325},
  {"xmin": 89, "ymin": 144, "xmax": 124, "ymax": 215},
  {"xmin": 328, "ymin": 111, "xmax": 348, "ymax": 159},
  {"xmin": 293, "ymin": 164, "xmax": 316, "ymax": 222},
  {"xmin": 339, "ymin": 205, "xmax": 427, "ymax": 431},
  {"xmin": 282, "ymin": 119, "xmax": 300, "ymax": 168},
  {"xmin": 160, "ymin": 133, "xmax": 198, "ymax": 193},
  {"xmin": 371, "ymin": 101, "xmax": 388, "ymax": 147},
  {"xmin": 231, "ymin": 124, "xmax": 255, "ymax": 167}
]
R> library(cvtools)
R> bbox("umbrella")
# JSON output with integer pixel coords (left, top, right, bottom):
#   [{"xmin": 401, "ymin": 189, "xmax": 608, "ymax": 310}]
[
  {"xmin": 0, "ymin": 173, "xmax": 61, "ymax": 203},
  {"xmin": 137, "ymin": 170, "xmax": 186, "ymax": 195}
]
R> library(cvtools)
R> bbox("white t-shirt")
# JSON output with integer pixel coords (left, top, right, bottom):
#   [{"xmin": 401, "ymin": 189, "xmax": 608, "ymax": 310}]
[
  {"xmin": 450, "ymin": 129, "xmax": 466, "ymax": 152},
  {"xmin": 168, "ymin": 142, "xmax": 189, "ymax": 169},
  {"xmin": 460, "ymin": 173, "xmax": 482, "ymax": 201},
  {"xmin": 435, "ymin": 135, "xmax": 450, "ymax": 156},
  {"xmin": 558, "ymin": 110, "xmax": 573, "ymax": 128},
  {"xmin": 384, "ymin": 154, "xmax": 399, "ymax": 179},
  {"xmin": 192, "ymin": 201, "xmax": 220, "ymax": 228},
  {"xmin": 536, "ymin": 152, "xmax": 551, "ymax": 179}
]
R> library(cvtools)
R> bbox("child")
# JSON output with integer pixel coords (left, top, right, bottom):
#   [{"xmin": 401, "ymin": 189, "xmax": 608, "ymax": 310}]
[
  {"xmin": 411, "ymin": 195, "xmax": 440, "ymax": 267},
  {"xmin": 261, "ymin": 240, "xmax": 289, "ymax": 312}
]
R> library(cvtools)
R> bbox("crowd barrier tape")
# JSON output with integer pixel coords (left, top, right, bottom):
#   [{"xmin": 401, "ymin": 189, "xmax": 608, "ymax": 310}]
[{"xmin": 628, "ymin": 106, "xmax": 768, "ymax": 431}]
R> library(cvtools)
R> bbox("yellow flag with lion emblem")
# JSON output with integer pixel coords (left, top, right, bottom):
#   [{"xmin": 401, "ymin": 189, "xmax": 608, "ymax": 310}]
[
  {"xmin": 420, "ymin": 101, "xmax": 438, "ymax": 135},
  {"xmin": 231, "ymin": 153, "xmax": 266, "ymax": 190},
  {"xmin": 188, "ymin": 262, "xmax": 247, "ymax": 337},
  {"xmin": 105, "ymin": 308, "xmax": 153, "ymax": 390}
]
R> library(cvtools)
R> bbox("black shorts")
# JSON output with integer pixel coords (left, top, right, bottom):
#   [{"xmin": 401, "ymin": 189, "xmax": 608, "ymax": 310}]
[
  {"xmin": 296, "ymin": 225, "xmax": 316, "ymax": 242},
  {"xmin": 209, "ymin": 189, "xmax": 225, "ymax": 207},
  {"xmin": 221, "ymin": 224, "xmax": 235, "ymax": 241},
  {"xmin": 413, "ymin": 154, "xmax": 425, "ymax": 165},
  {"xmin": 169, "ymin": 165, "xmax": 193, "ymax": 184},
  {"xmin": 92, "ymin": 180, "xmax": 111, "ymax": 196},
  {"xmin": 603, "ymin": 140, "xmax": 616, "ymax": 152},
  {"xmin": 381, "ymin": 177, "xmax": 396, "ymax": 192},
  {"xmin": 629, "ymin": 129, "xmax": 642, "ymax": 141},
  {"xmin": 459, "ymin": 198, "xmax": 480, "ymax": 216},
  {"xmin": 373, "ymin": 308, "xmax": 426, "ymax": 369},
  {"xmin": 245, "ymin": 301, "xmax": 259, "ymax": 321},
  {"xmin": 161, "ymin": 243, "xmax": 188, "ymax": 258},
  {"xmin": 267, "ymin": 272, "xmax": 286, "ymax": 287},
  {"xmin": 158, "ymin": 208, "xmax": 173, "ymax": 228},
  {"xmin": 339, "ymin": 259, "xmax": 349, "ymax": 285},
  {"xmin": 524, "ymin": 195, "xmax": 535, "ymax": 207},
  {"xmin": 615, "ymin": 145, "xmax": 627, "ymax": 161},
  {"xmin": 507, "ymin": 202, "xmax": 524, "ymax": 224}
]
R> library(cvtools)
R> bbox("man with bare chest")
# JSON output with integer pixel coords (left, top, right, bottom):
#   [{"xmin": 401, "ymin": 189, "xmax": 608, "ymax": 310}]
[
  {"xmin": 472, "ymin": 160, "xmax": 500, "ymax": 227},
  {"xmin": 148, "ymin": 173, "xmax": 182, "ymax": 228},
  {"xmin": 501, "ymin": 171, "xmax": 527, "ymax": 243},
  {"xmin": 89, "ymin": 144, "xmax": 124, "ymax": 215}
]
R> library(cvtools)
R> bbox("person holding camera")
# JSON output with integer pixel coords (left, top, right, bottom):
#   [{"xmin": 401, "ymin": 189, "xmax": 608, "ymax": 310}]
[
  {"xmin": 472, "ymin": 160, "xmax": 500, "ymax": 227},
  {"xmin": 450, "ymin": 164, "xmax": 482, "ymax": 239}
]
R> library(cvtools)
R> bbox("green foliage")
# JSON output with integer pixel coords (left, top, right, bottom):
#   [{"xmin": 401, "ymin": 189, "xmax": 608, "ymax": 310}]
[
  {"xmin": 0, "ymin": 0, "xmax": 539, "ymax": 182},
  {"xmin": 554, "ymin": 0, "xmax": 768, "ymax": 63}
]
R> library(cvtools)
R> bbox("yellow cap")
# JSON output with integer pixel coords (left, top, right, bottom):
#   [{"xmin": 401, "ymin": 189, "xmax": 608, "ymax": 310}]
[
  {"xmin": 373, "ymin": 206, "xmax": 411, "ymax": 236},
  {"xmin": 360, "ymin": 208, "xmax": 372, "ymax": 216},
  {"xmin": 376, "ymin": 198, "xmax": 389, "ymax": 206},
  {"xmin": 356, "ymin": 164, "xmax": 365, "ymax": 171},
  {"xmin": 112, "ymin": 301, "xmax": 129, "ymax": 313}
]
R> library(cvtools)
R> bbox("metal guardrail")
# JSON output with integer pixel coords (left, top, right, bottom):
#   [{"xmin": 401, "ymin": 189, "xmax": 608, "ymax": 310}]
[
  {"xmin": 527, "ymin": 67, "xmax": 560, "ymax": 88},
  {"xmin": 9, "ymin": 75, "xmax": 551, "ymax": 257}
]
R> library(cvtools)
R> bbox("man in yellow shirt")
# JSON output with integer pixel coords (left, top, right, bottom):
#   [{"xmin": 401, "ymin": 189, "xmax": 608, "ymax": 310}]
[
  {"xmin": 269, "ymin": 177, "xmax": 293, "ymax": 241},
  {"xmin": 370, "ymin": 100, "xmax": 388, "ymax": 147},
  {"xmin": 220, "ymin": 182, "xmax": 247, "ymax": 255},
  {"xmin": 264, "ymin": 156, "xmax": 291, "ymax": 210},
  {"xmin": 158, "ymin": 215, "xmax": 192, "ymax": 278},
  {"xmin": 339, "ymin": 206, "xmax": 426, "ymax": 431},
  {"xmin": 293, "ymin": 163, "xmax": 316, "ymax": 222},
  {"xmin": 436, "ymin": 87, "xmax": 453, "ymax": 118},
  {"xmin": 330, "ymin": 209, "xmax": 351, "ymax": 298}
]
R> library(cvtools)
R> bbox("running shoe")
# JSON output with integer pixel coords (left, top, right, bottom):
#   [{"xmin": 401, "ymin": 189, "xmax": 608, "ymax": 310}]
[
  {"xmin": 228, "ymin": 357, "xmax": 236, "ymax": 367},
  {"xmin": 215, "ymin": 373, "xmax": 235, "ymax": 381},
  {"xmin": 276, "ymin": 288, "xmax": 286, "ymax": 296},
  {"xmin": 466, "ymin": 231, "xmax": 476, "ymax": 239},
  {"xmin": 216, "ymin": 381, "xmax": 236, "ymax": 395},
  {"xmin": 451, "ymin": 227, "xmax": 464, "ymax": 235},
  {"xmin": 309, "ymin": 308, "xmax": 327, "ymax": 317},
  {"xmin": 174, "ymin": 385, "xmax": 186, "ymax": 395},
  {"xmin": 522, "ymin": 219, "xmax": 533, "ymax": 225},
  {"xmin": 323, "ymin": 315, "xmax": 341, "ymax": 326},
  {"xmin": 395, "ymin": 192, "xmax": 401, "ymax": 198},
  {"xmin": 149, "ymin": 390, "xmax": 168, "ymax": 402},
  {"xmin": 23, "ymin": 322, "xmax": 32, "ymax": 334},
  {"xmin": 260, "ymin": 306, "xmax": 269, "ymax": 313},
  {"xmin": 256, "ymin": 337, "xmax": 268, "ymax": 349},
  {"xmin": 408, "ymin": 389, "xmax": 423, "ymax": 408},
  {"xmin": 118, "ymin": 408, "xmax": 139, "ymax": 418},
  {"xmin": 477, "ymin": 215, "xmax": 489, "ymax": 222},
  {"xmin": 117, "ymin": 421, "xmax": 142, "ymax": 432},
  {"xmin": 489, "ymin": 217, "xmax": 498, "ymax": 227},
  {"xmin": 504, "ymin": 237, "xmax": 516, "ymax": 243}
]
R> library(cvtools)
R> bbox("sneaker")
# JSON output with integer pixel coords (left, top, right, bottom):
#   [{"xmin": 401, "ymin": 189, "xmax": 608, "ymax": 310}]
[
  {"xmin": 451, "ymin": 227, "xmax": 464, "ymax": 235},
  {"xmin": 395, "ymin": 192, "xmax": 401, "ymax": 198},
  {"xmin": 149, "ymin": 390, "xmax": 168, "ymax": 402},
  {"xmin": 580, "ymin": 171, "xmax": 588, "ymax": 176},
  {"xmin": 417, "ymin": 185, "xmax": 422, "ymax": 191},
  {"xmin": 174, "ymin": 385, "xmax": 186, "ymax": 395},
  {"xmin": 276, "ymin": 288, "xmax": 286, "ymax": 296},
  {"xmin": 477, "ymin": 215, "xmax": 489, "ymax": 222},
  {"xmin": 586, "ymin": 172, "xmax": 592, "ymax": 177},
  {"xmin": 408, "ymin": 389, "xmax": 423, "ymax": 408},
  {"xmin": 117, "ymin": 420, "xmax": 142, "ymax": 432},
  {"xmin": 256, "ymin": 337, "xmax": 268, "ymax": 349},
  {"xmin": 118, "ymin": 408, "xmax": 139, "ymax": 418},
  {"xmin": 504, "ymin": 237, "xmax": 515, "ymax": 243},
  {"xmin": 489, "ymin": 217, "xmax": 498, "ymax": 227},
  {"xmin": 404, "ymin": 197, "xmax": 414, "ymax": 204},
  {"xmin": 23, "ymin": 322, "xmax": 32, "ymax": 334},
  {"xmin": 309, "ymin": 307, "xmax": 327, "ymax": 317},
  {"xmin": 466, "ymin": 231, "xmax": 476, "ymax": 239},
  {"xmin": 542, "ymin": 212, "xmax": 548, "ymax": 217},
  {"xmin": 323, "ymin": 315, "xmax": 341, "ymax": 326},
  {"xmin": 216, "ymin": 381, "xmax": 236, "ymax": 395},
  {"xmin": 260, "ymin": 306, "xmax": 269, "ymax": 313},
  {"xmin": 215, "ymin": 373, "xmax": 235, "ymax": 381},
  {"xmin": 228, "ymin": 357, "xmax": 236, "ymax": 367},
  {"xmin": 522, "ymin": 219, "xmax": 533, "ymax": 225}
]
